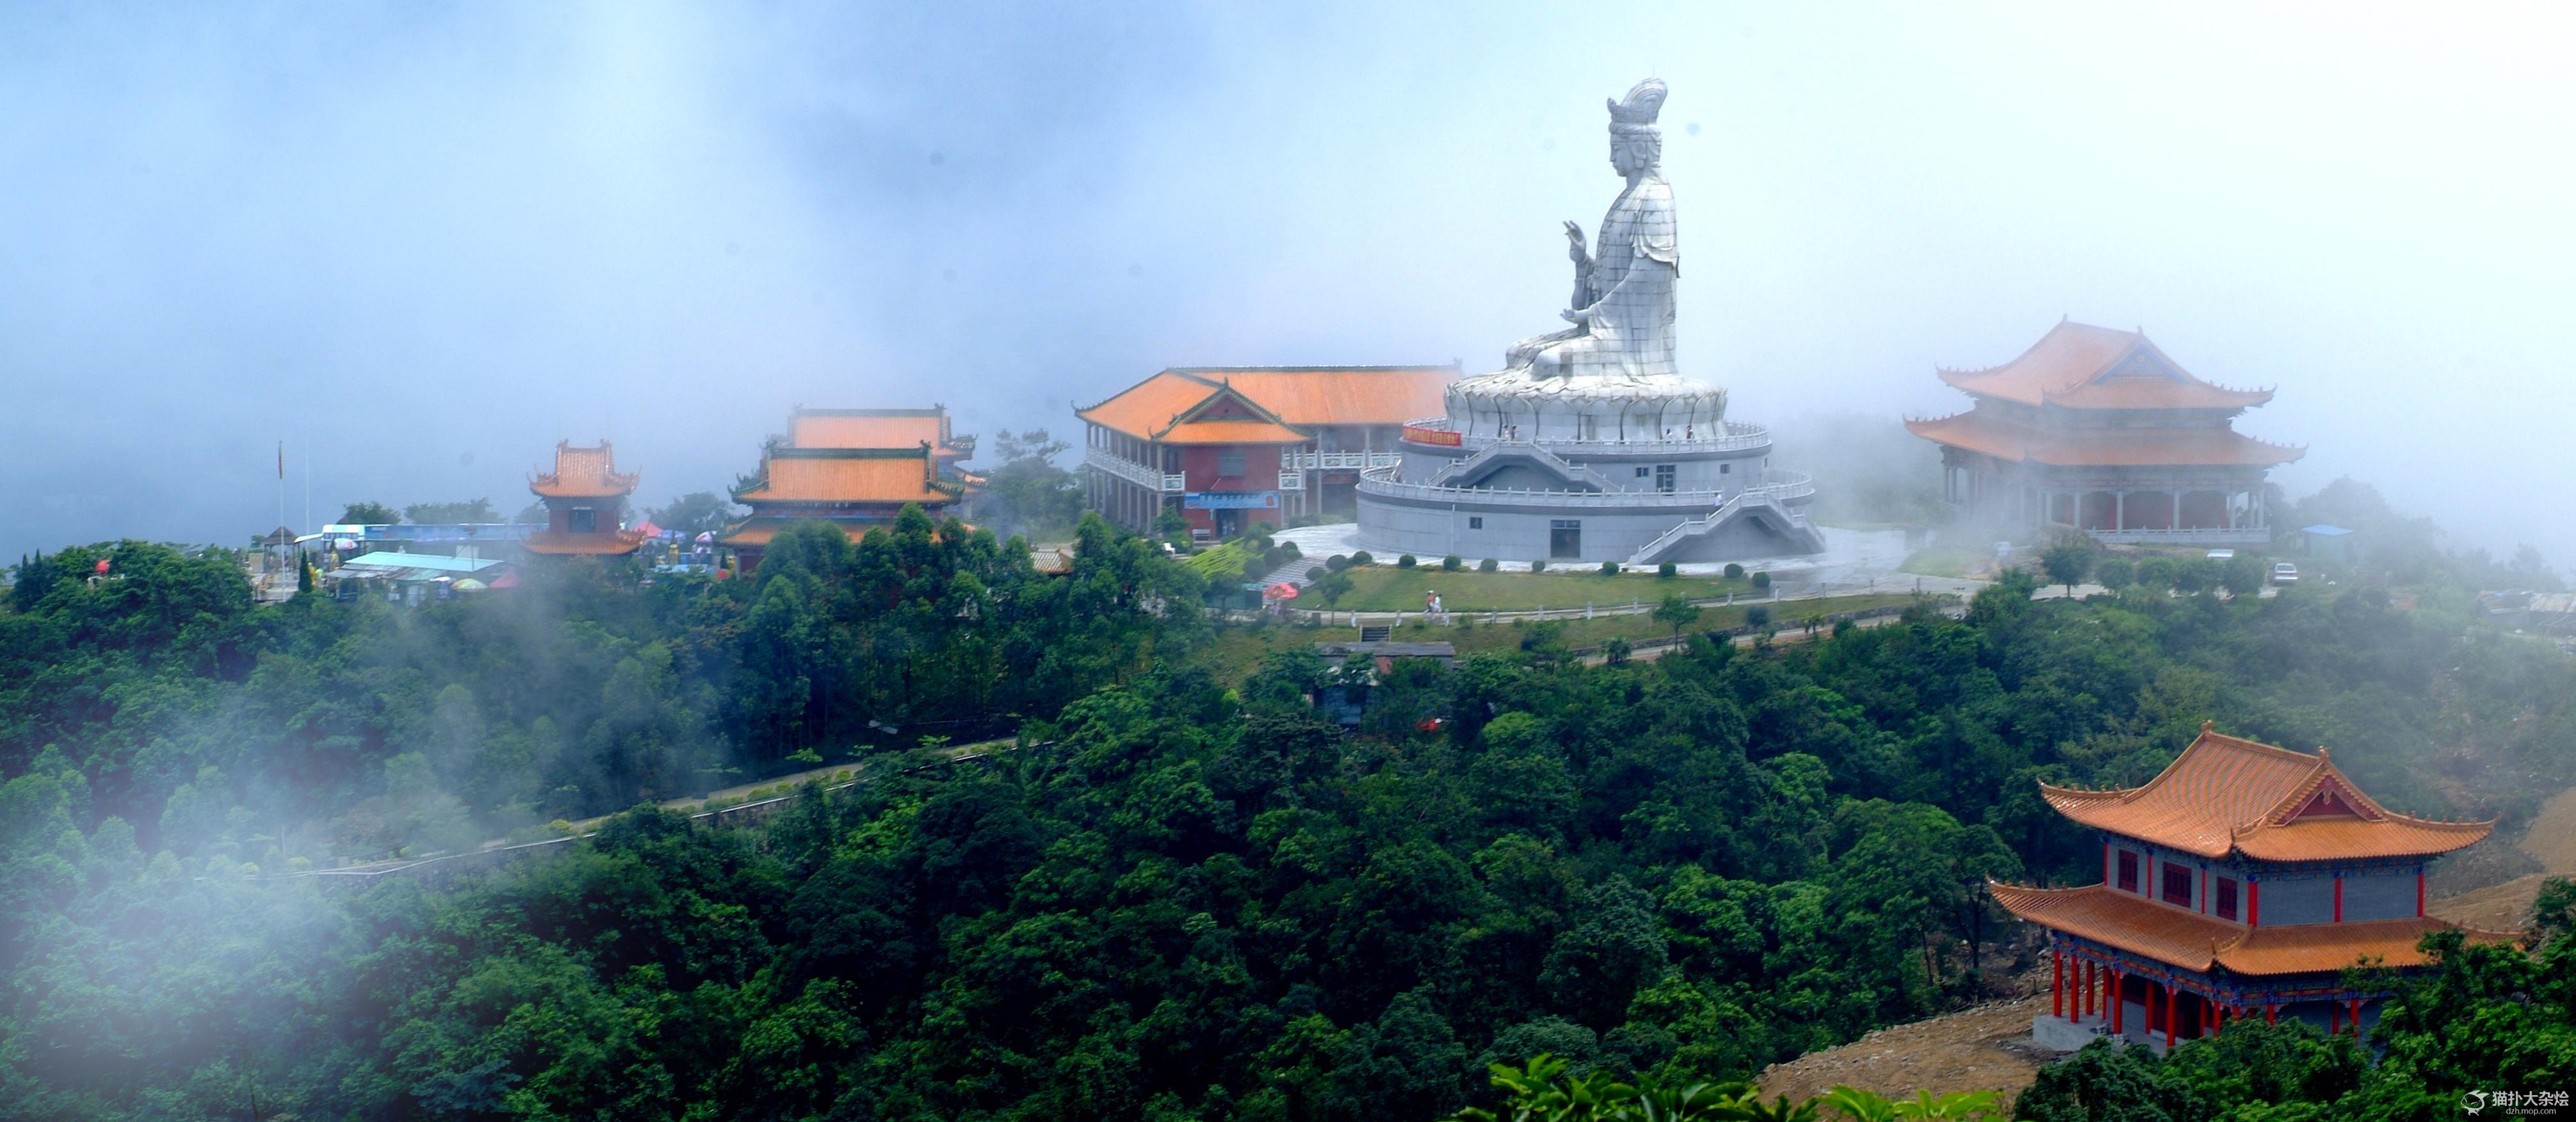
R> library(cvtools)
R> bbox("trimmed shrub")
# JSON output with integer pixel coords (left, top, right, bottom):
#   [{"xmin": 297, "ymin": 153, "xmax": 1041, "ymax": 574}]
[
  {"xmin": 1657, "ymin": 561, "xmax": 1677, "ymax": 579},
  {"xmin": 1745, "ymin": 604, "xmax": 1772, "ymax": 628},
  {"xmin": 1530, "ymin": 558, "xmax": 1547, "ymax": 573},
  {"xmin": 1326, "ymin": 554, "xmax": 1351, "ymax": 572},
  {"xmin": 1350, "ymin": 550, "xmax": 1375, "ymax": 566},
  {"xmin": 1598, "ymin": 560, "xmax": 1620, "ymax": 576},
  {"xmin": 1478, "ymin": 558, "xmax": 1500, "ymax": 573},
  {"xmin": 1278, "ymin": 541, "xmax": 1300, "ymax": 558},
  {"xmin": 1751, "ymin": 570, "xmax": 1772, "ymax": 590},
  {"xmin": 1442, "ymin": 555, "xmax": 1463, "ymax": 571},
  {"xmin": 2094, "ymin": 556, "xmax": 2136, "ymax": 589},
  {"xmin": 1397, "ymin": 554, "xmax": 1417, "ymax": 569},
  {"xmin": 1722, "ymin": 562, "xmax": 1745, "ymax": 580}
]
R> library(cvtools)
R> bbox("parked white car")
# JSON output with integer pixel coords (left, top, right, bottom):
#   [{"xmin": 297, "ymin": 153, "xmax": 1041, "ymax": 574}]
[{"xmin": 2272, "ymin": 562, "xmax": 2299, "ymax": 585}]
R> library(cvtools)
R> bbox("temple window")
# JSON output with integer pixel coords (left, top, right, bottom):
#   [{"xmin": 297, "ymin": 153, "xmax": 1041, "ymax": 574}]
[
  {"xmin": 2162, "ymin": 863, "xmax": 2193, "ymax": 907},
  {"xmin": 1219, "ymin": 450, "xmax": 1247, "ymax": 476},
  {"xmin": 2216, "ymin": 877, "xmax": 2239, "ymax": 920},
  {"xmin": 2117, "ymin": 851, "xmax": 2139, "ymax": 892},
  {"xmin": 1655, "ymin": 465, "xmax": 1676, "ymax": 492}
]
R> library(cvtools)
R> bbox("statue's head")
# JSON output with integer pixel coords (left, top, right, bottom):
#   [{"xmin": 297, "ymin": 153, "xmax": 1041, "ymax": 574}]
[{"xmin": 1606, "ymin": 78, "xmax": 1666, "ymax": 175}]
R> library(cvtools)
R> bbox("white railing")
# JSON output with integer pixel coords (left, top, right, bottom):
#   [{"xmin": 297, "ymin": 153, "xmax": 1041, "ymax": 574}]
[
  {"xmin": 1356, "ymin": 467, "xmax": 1816, "ymax": 510},
  {"xmin": 1398, "ymin": 416, "xmax": 1772, "ymax": 454},
  {"xmin": 1084, "ymin": 446, "xmax": 1186, "ymax": 493},
  {"xmin": 2085, "ymin": 526, "xmax": 2270, "ymax": 545},
  {"xmin": 1751, "ymin": 469, "xmax": 1817, "ymax": 503},
  {"xmin": 1283, "ymin": 450, "xmax": 1403, "ymax": 471}
]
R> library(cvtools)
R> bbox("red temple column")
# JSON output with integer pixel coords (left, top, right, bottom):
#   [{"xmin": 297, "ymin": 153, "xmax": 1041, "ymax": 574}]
[
  {"xmin": 2348, "ymin": 998, "xmax": 2362, "ymax": 1036},
  {"xmin": 2249, "ymin": 881, "xmax": 2260, "ymax": 927},
  {"xmin": 2110, "ymin": 970, "xmax": 2123, "ymax": 1034},
  {"xmin": 2084, "ymin": 961, "xmax": 2096, "ymax": 1018},
  {"xmin": 2333, "ymin": 875, "xmax": 2344, "ymax": 922},
  {"xmin": 2417, "ymin": 872, "xmax": 2426, "ymax": 917},
  {"xmin": 2165, "ymin": 984, "xmax": 2177, "ymax": 1050},
  {"xmin": 2329, "ymin": 1002, "xmax": 2341, "ymax": 1035},
  {"xmin": 2053, "ymin": 950, "xmax": 2064, "ymax": 1018},
  {"xmin": 2265, "ymin": 1004, "xmax": 2277, "ymax": 1025}
]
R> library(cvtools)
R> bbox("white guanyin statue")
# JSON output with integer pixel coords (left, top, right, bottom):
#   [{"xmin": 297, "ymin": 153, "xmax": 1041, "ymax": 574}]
[{"xmin": 1503, "ymin": 77, "xmax": 1679, "ymax": 382}]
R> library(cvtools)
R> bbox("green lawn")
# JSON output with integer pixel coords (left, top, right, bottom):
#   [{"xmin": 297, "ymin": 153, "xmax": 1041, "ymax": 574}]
[
  {"xmin": 1308, "ymin": 565, "xmax": 1757, "ymax": 612},
  {"xmin": 1900, "ymin": 539, "xmax": 1995, "ymax": 580},
  {"xmin": 1188, "ymin": 592, "xmax": 1939, "ymax": 682}
]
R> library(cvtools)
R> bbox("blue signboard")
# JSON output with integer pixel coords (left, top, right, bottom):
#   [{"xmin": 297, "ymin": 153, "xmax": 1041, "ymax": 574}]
[{"xmin": 1184, "ymin": 491, "xmax": 1280, "ymax": 510}]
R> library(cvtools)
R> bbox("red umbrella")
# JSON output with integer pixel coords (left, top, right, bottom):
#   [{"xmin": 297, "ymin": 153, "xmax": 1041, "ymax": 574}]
[{"xmin": 1263, "ymin": 582, "xmax": 1300, "ymax": 599}]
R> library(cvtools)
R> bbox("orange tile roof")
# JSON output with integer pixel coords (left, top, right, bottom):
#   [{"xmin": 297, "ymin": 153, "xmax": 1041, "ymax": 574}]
[
  {"xmin": 1939, "ymin": 321, "xmax": 2274, "ymax": 411},
  {"xmin": 530, "ymin": 441, "xmax": 638, "ymax": 499},
  {"xmin": 718, "ymin": 517, "xmax": 978, "ymax": 548},
  {"xmin": 1078, "ymin": 366, "xmax": 1457, "ymax": 442},
  {"xmin": 790, "ymin": 409, "xmax": 950, "ymax": 451},
  {"xmin": 2039, "ymin": 725, "xmax": 2493, "ymax": 861},
  {"xmin": 1905, "ymin": 411, "xmax": 2305, "ymax": 468},
  {"xmin": 1078, "ymin": 371, "xmax": 1216, "ymax": 441},
  {"xmin": 1176, "ymin": 367, "xmax": 1457, "ymax": 428},
  {"xmin": 716, "ymin": 518, "xmax": 875, "ymax": 548},
  {"xmin": 734, "ymin": 451, "xmax": 957, "ymax": 505},
  {"xmin": 524, "ymin": 529, "xmax": 647, "ymax": 556},
  {"xmin": 1989, "ymin": 882, "xmax": 2516, "ymax": 975}
]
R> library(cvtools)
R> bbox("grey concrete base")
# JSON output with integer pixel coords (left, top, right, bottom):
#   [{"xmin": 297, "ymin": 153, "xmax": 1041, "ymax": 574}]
[{"xmin": 2030, "ymin": 1013, "xmax": 2116, "ymax": 1053}]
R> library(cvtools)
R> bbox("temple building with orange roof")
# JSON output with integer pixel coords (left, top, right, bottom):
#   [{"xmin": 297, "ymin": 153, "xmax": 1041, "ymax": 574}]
[
  {"xmin": 787, "ymin": 405, "xmax": 976, "ymax": 468},
  {"xmin": 525, "ymin": 441, "xmax": 647, "ymax": 557},
  {"xmin": 1995, "ymin": 723, "xmax": 2513, "ymax": 1053},
  {"xmin": 718, "ymin": 407, "xmax": 975, "ymax": 572},
  {"xmin": 1076, "ymin": 365, "xmax": 1457, "ymax": 539},
  {"xmin": 1908, "ymin": 320, "xmax": 2303, "ymax": 548}
]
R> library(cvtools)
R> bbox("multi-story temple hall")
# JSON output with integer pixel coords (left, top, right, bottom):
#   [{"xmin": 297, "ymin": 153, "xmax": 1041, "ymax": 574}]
[
  {"xmin": 524, "ymin": 441, "xmax": 646, "ymax": 557},
  {"xmin": 1354, "ymin": 79, "xmax": 1825, "ymax": 566},
  {"xmin": 1908, "ymin": 320, "xmax": 2303, "ymax": 548},
  {"xmin": 1995, "ymin": 724, "xmax": 2515, "ymax": 1053}
]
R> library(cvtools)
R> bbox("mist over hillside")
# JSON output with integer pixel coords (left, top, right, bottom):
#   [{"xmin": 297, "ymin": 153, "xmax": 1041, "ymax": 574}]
[{"xmin": 6, "ymin": 3, "xmax": 2576, "ymax": 573}]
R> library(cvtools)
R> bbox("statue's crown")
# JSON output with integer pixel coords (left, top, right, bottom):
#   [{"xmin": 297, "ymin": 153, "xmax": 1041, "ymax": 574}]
[{"xmin": 1607, "ymin": 78, "xmax": 1667, "ymax": 128}]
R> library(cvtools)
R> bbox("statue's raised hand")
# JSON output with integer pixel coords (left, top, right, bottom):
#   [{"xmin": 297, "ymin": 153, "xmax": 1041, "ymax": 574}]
[{"xmin": 1562, "ymin": 220, "xmax": 1589, "ymax": 264}]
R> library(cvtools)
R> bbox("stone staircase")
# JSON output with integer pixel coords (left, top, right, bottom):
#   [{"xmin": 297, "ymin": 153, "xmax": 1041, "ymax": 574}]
[
  {"xmin": 1427, "ymin": 441, "xmax": 1618, "ymax": 492},
  {"xmin": 1625, "ymin": 492, "xmax": 1826, "ymax": 566}
]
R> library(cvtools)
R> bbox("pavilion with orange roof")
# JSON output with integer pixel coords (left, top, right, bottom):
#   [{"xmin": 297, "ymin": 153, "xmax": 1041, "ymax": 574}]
[
  {"xmin": 718, "ymin": 407, "xmax": 976, "ymax": 573},
  {"xmin": 525, "ymin": 441, "xmax": 648, "ymax": 557},
  {"xmin": 1995, "ymin": 723, "xmax": 2514, "ymax": 1053},
  {"xmin": 1907, "ymin": 320, "xmax": 2303, "ymax": 548},
  {"xmin": 1076, "ymin": 365, "xmax": 1456, "ymax": 539}
]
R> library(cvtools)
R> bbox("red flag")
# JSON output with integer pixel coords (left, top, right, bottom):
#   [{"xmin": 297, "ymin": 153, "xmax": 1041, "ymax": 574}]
[{"xmin": 94, "ymin": 558, "xmax": 110, "ymax": 574}]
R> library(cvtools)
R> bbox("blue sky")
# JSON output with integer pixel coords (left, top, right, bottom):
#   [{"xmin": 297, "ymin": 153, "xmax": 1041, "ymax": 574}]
[{"xmin": 4, "ymin": 2, "xmax": 2572, "ymax": 563}]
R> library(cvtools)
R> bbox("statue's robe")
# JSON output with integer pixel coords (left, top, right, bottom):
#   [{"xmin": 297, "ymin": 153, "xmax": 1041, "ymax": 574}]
[{"xmin": 1506, "ymin": 171, "xmax": 1678, "ymax": 382}]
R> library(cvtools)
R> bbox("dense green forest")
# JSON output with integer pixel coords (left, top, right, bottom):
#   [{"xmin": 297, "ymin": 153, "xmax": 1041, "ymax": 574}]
[{"xmin": 4, "ymin": 487, "xmax": 2575, "ymax": 1119}]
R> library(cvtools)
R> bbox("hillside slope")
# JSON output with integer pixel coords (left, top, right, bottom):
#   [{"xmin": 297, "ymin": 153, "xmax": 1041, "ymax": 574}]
[{"xmin": 1758, "ymin": 786, "xmax": 2576, "ymax": 1110}]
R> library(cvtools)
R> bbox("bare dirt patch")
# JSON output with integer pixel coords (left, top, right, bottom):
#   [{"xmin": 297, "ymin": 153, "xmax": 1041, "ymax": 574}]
[
  {"xmin": 2431, "ymin": 786, "xmax": 2576, "ymax": 932},
  {"xmin": 1755, "ymin": 991, "xmax": 2049, "ymax": 1113}
]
